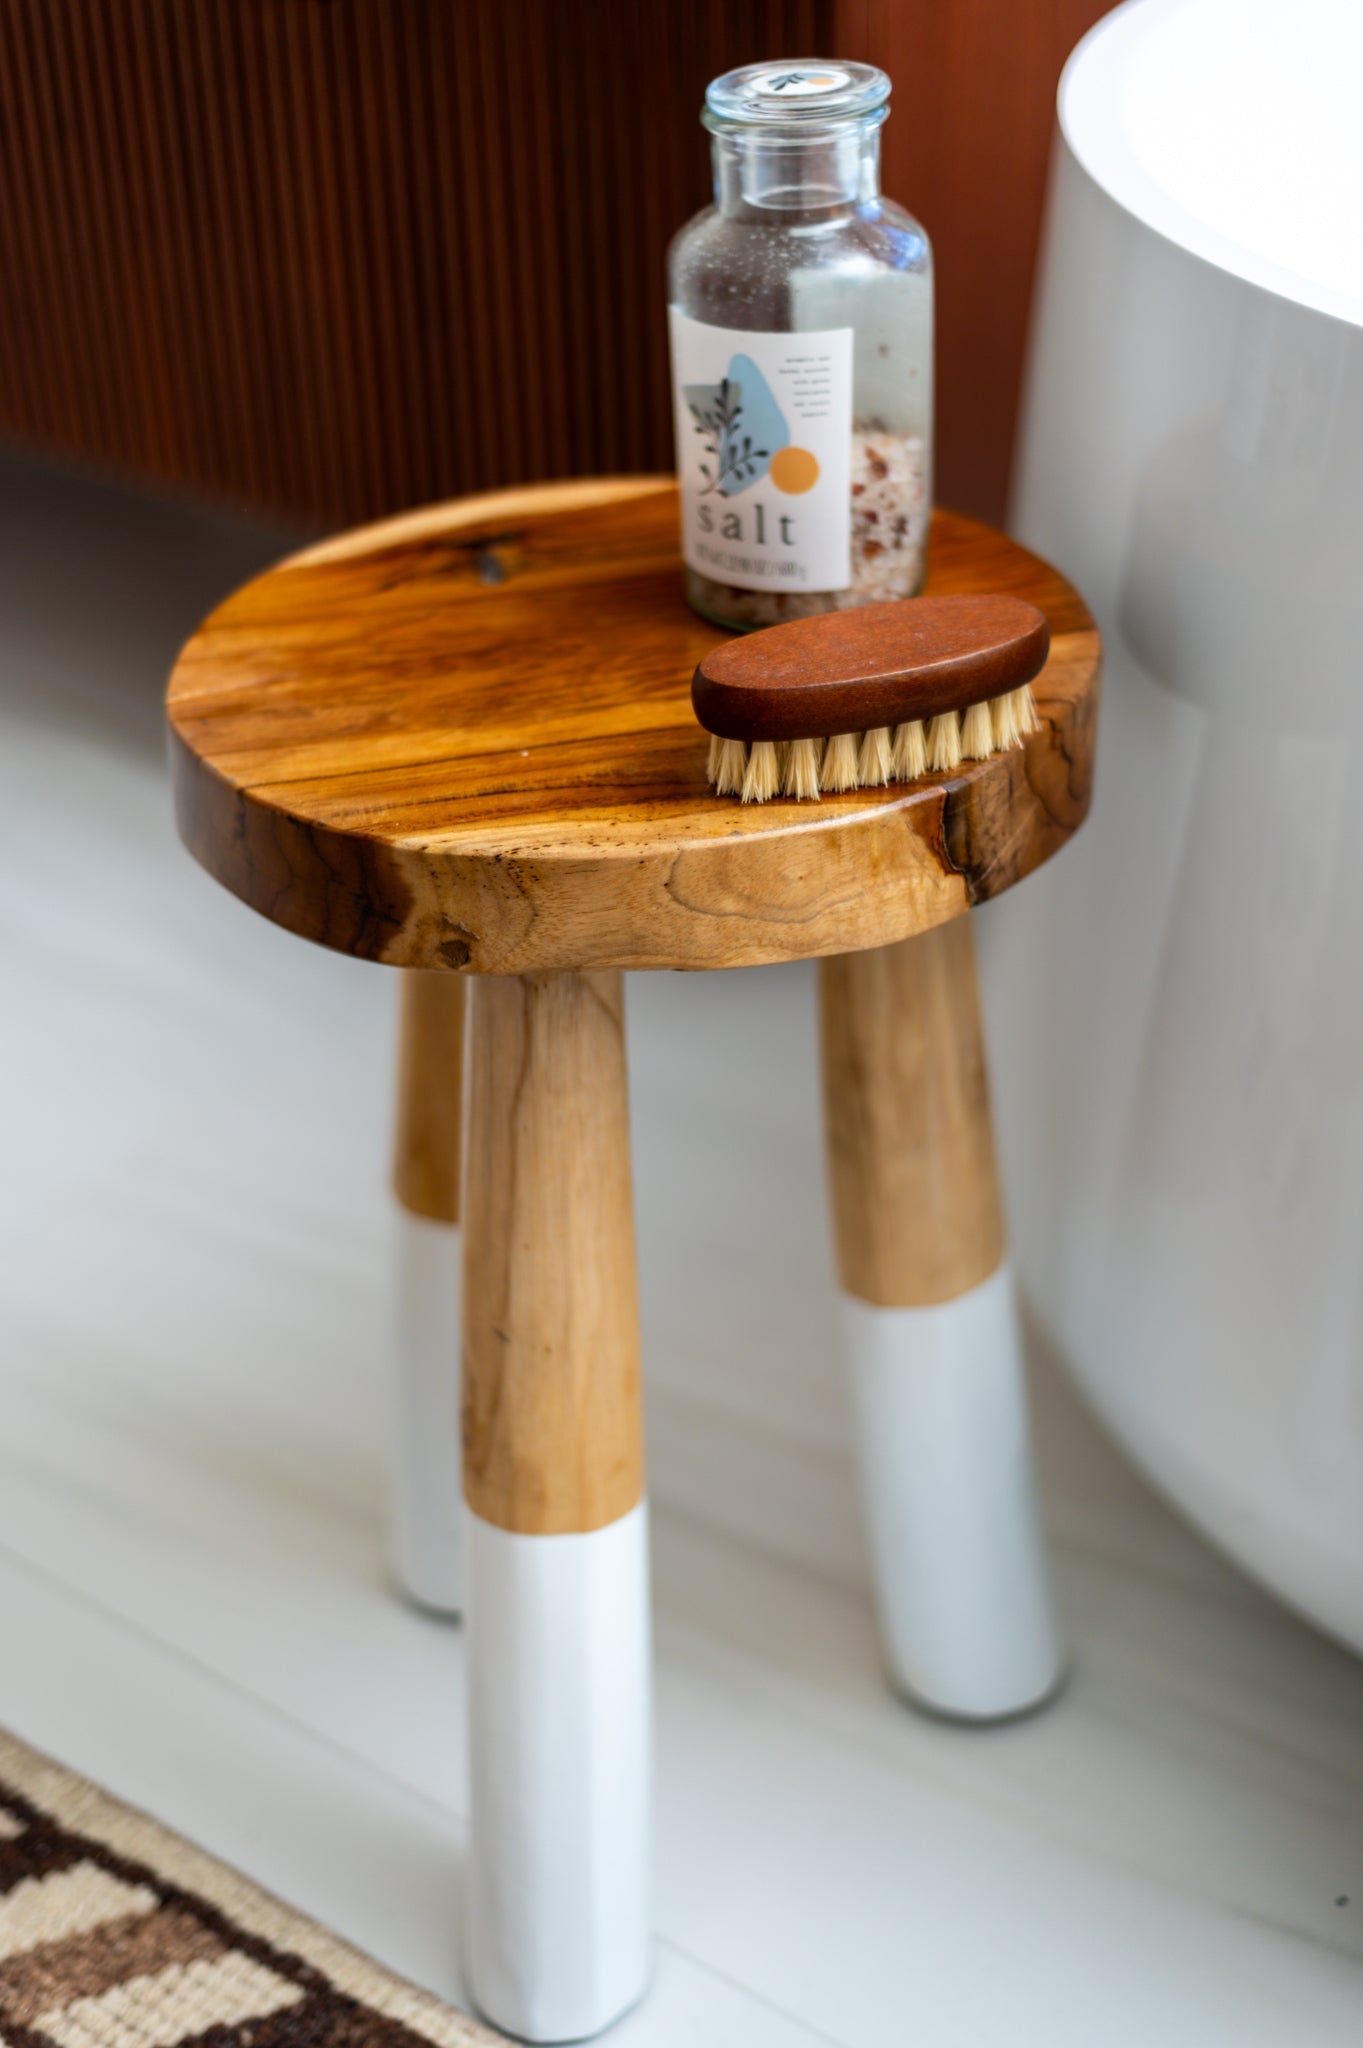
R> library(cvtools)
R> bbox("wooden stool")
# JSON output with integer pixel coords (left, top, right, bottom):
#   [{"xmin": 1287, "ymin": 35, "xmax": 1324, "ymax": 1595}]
[{"xmin": 167, "ymin": 479, "xmax": 1099, "ymax": 2043}]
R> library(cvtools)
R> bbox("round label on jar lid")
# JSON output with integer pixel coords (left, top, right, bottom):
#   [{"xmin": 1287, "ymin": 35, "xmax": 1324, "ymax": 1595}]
[
  {"xmin": 704, "ymin": 59, "xmax": 890, "ymax": 131},
  {"xmin": 762, "ymin": 68, "xmax": 852, "ymax": 96}
]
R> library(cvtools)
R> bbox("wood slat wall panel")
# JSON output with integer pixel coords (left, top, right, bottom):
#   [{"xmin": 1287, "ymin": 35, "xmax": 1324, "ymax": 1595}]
[
  {"xmin": 0, "ymin": 0, "xmax": 828, "ymax": 526},
  {"xmin": 0, "ymin": 1, "xmax": 1103, "ymax": 527}
]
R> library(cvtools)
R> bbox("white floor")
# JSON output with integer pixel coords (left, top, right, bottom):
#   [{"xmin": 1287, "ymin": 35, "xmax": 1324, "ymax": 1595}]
[{"xmin": 2, "ymin": 455, "xmax": 1362, "ymax": 2047}]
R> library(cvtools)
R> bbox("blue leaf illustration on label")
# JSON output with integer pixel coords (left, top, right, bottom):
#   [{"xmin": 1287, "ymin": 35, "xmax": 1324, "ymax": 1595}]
[
  {"xmin": 682, "ymin": 354, "xmax": 789, "ymax": 497},
  {"xmin": 669, "ymin": 310, "xmax": 853, "ymax": 594}
]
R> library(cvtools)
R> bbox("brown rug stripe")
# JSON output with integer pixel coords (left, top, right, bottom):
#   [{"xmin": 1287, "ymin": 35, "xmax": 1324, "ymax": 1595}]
[
  {"xmin": 1, "ymin": 1908, "xmax": 224, "ymax": 2026},
  {"xmin": 0, "ymin": 1731, "xmax": 501, "ymax": 2048}
]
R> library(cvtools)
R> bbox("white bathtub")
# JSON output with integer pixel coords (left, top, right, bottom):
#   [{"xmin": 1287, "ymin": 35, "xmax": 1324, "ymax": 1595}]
[{"xmin": 988, "ymin": 0, "xmax": 1363, "ymax": 1652}]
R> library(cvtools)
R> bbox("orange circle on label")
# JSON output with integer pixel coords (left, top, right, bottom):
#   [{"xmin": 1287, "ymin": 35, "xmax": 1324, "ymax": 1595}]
[{"xmin": 769, "ymin": 446, "xmax": 820, "ymax": 494}]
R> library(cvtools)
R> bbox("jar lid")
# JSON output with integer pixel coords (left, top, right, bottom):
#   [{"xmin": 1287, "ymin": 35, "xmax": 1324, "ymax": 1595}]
[{"xmin": 703, "ymin": 60, "xmax": 890, "ymax": 136}]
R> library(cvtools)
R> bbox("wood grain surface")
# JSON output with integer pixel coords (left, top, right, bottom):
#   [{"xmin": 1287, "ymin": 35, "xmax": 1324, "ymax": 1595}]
[
  {"xmin": 167, "ymin": 478, "xmax": 1099, "ymax": 976},
  {"xmin": 392, "ymin": 970, "xmax": 465, "ymax": 1224},
  {"xmin": 461, "ymin": 969, "xmax": 643, "ymax": 1536},
  {"xmin": 821, "ymin": 919, "xmax": 1005, "ymax": 1307}
]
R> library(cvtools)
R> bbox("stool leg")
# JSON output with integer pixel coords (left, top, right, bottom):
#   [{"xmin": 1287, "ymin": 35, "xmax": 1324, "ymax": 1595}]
[
  {"xmin": 820, "ymin": 920, "xmax": 1064, "ymax": 1721},
  {"xmin": 462, "ymin": 970, "xmax": 651, "ymax": 2042},
  {"xmin": 392, "ymin": 970, "xmax": 466, "ymax": 1615}
]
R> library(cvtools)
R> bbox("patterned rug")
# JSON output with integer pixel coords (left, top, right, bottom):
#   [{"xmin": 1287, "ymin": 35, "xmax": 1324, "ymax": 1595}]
[{"xmin": 0, "ymin": 1729, "xmax": 500, "ymax": 2048}]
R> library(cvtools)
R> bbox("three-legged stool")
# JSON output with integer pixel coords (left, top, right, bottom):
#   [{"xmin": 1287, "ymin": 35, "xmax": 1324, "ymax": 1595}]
[{"xmin": 167, "ymin": 479, "xmax": 1099, "ymax": 2042}]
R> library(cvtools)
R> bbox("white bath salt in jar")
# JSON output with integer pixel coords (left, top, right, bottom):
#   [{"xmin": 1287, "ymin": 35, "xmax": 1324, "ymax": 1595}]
[{"xmin": 668, "ymin": 60, "xmax": 932, "ymax": 630}]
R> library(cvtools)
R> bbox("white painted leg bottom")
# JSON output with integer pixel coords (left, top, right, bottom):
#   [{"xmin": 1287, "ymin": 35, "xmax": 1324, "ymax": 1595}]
[
  {"xmin": 393, "ymin": 1210, "xmax": 462, "ymax": 1615},
  {"xmin": 845, "ymin": 1262, "xmax": 1064, "ymax": 1721},
  {"xmin": 465, "ymin": 1501, "xmax": 652, "ymax": 2042}
]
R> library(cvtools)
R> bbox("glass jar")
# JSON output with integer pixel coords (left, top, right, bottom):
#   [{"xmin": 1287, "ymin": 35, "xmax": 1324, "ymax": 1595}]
[{"xmin": 668, "ymin": 60, "xmax": 933, "ymax": 630}]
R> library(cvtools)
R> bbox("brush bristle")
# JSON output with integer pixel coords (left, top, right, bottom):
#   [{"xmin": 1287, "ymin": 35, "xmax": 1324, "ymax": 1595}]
[
  {"xmin": 927, "ymin": 710, "xmax": 963, "ymax": 773},
  {"xmin": 741, "ymin": 739, "xmax": 781, "ymax": 804},
  {"xmin": 782, "ymin": 736, "xmax": 823, "ymax": 799},
  {"xmin": 961, "ymin": 699, "xmax": 995, "ymax": 760},
  {"xmin": 892, "ymin": 720, "xmax": 927, "ymax": 780},
  {"xmin": 704, "ymin": 682, "xmax": 1042, "ymax": 801},
  {"xmin": 712, "ymin": 736, "xmax": 748, "ymax": 796},
  {"xmin": 857, "ymin": 726, "xmax": 893, "ymax": 786},
  {"xmin": 821, "ymin": 732, "xmax": 861, "ymax": 793},
  {"xmin": 1012, "ymin": 683, "xmax": 1040, "ymax": 735},
  {"xmin": 991, "ymin": 689, "xmax": 1021, "ymax": 751},
  {"xmin": 992, "ymin": 683, "xmax": 1039, "ymax": 751}
]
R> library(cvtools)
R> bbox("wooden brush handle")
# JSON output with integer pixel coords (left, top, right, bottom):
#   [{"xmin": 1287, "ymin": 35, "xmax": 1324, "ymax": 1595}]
[{"xmin": 692, "ymin": 595, "xmax": 1050, "ymax": 743}]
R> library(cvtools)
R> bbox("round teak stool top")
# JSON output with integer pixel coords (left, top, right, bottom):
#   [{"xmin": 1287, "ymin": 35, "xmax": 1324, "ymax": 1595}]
[{"xmin": 167, "ymin": 478, "xmax": 1099, "ymax": 975}]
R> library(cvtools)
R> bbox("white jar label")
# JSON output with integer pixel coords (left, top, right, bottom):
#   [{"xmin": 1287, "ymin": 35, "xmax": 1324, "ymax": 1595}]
[{"xmin": 668, "ymin": 310, "xmax": 853, "ymax": 594}]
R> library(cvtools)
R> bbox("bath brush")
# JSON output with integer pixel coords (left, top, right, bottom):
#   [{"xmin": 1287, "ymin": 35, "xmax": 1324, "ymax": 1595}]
[{"xmin": 692, "ymin": 594, "xmax": 1049, "ymax": 802}]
